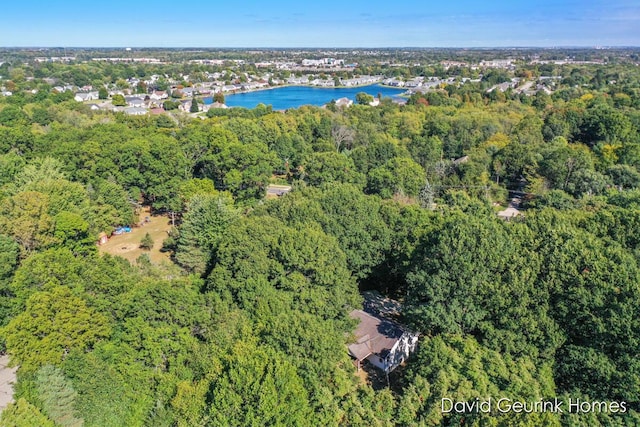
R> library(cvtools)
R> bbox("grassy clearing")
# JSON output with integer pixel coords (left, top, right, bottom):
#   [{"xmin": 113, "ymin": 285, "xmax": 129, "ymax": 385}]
[{"xmin": 98, "ymin": 207, "xmax": 173, "ymax": 265}]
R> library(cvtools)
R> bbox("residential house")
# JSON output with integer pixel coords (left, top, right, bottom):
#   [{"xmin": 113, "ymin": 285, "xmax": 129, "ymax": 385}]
[
  {"xmin": 287, "ymin": 76, "xmax": 310, "ymax": 85},
  {"xmin": 125, "ymin": 96, "xmax": 145, "ymax": 107},
  {"xmin": 301, "ymin": 58, "xmax": 326, "ymax": 67},
  {"xmin": 53, "ymin": 85, "xmax": 75, "ymax": 93},
  {"xmin": 74, "ymin": 91, "xmax": 99, "ymax": 102},
  {"xmin": 340, "ymin": 75, "xmax": 382, "ymax": 86},
  {"xmin": 310, "ymin": 79, "xmax": 335, "ymax": 87},
  {"xmin": 150, "ymin": 91, "xmax": 168, "ymax": 101},
  {"xmin": 181, "ymin": 87, "xmax": 197, "ymax": 97},
  {"xmin": 404, "ymin": 78, "xmax": 424, "ymax": 88},
  {"xmin": 348, "ymin": 307, "xmax": 419, "ymax": 373},
  {"xmin": 383, "ymin": 78, "xmax": 405, "ymax": 87},
  {"xmin": 179, "ymin": 100, "xmax": 201, "ymax": 112},
  {"xmin": 334, "ymin": 97, "xmax": 353, "ymax": 108},
  {"xmin": 124, "ymin": 107, "xmax": 148, "ymax": 116},
  {"xmin": 266, "ymin": 184, "xmax": 292, "ymax": 198},
  {"xmin": 452, "ymin": 155, "xmax": 470, "ymax": 166}
]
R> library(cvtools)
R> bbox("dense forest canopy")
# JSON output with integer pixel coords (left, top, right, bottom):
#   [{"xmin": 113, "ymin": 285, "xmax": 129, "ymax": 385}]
[{"xmin": 0, "ymin": 48, "xmax": 639, "ymax": 426}]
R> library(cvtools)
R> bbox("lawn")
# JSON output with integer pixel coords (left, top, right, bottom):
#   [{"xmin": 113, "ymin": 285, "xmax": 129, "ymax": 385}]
[{"xmin": 98, "ymin": 207, "xmax": 173, "ymax": 265}]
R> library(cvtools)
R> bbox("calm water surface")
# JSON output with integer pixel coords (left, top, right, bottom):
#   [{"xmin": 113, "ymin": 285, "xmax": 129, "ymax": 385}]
[{"xmin": 204, "ymin": 84, "xmax": 406, "ymax": 110}]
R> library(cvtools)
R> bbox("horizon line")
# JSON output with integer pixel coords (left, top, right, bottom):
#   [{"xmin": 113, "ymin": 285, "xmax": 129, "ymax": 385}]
[{"xmin": 2, "ymin": 45, "xmax": 640, "ymax": 50}]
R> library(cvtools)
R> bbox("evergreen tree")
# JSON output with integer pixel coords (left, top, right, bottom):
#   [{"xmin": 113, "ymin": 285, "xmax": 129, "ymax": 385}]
[
  {"xmin": 175, "ymin": 193, "xmax": 237, "ymax": 275},
  {"xmin": 139, "ymin": 232, "xmax": 154, "ymax": 250},
  {"xmin": 190, "ymin": 97, "xmax": 199, "ymax": 113},
  {"xmin": 36, "ymin": 365, "xmax": 84, "ymax": 427}
]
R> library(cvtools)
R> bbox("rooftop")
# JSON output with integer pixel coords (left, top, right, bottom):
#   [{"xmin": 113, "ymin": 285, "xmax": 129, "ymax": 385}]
[{"xmin": 348, "ymin": 309, "xmax": 406, "ymax": 361}]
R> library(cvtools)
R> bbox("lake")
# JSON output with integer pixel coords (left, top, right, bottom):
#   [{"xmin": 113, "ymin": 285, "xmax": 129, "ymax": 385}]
[{"xmin": 204, "ymin": 84, "xmax": 407, "ymax": 110}]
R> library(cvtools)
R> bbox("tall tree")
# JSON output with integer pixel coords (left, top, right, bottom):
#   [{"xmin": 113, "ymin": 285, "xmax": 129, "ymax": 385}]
[
  {"xmin": 175, "ymin": 193, "xmax": 237, "ymax": 275},
  {"xmin": 2, "ymin": 286, "xmax": 111, "ymax": 372},
  {"xmin": 0, "ymin": 191, "xmax": 55, "ymax": 253},
  {"xmin": 190, "ymin": 97, "xmax": 199, "ymax": 113},
  {"xmin": 0, "ymin": 399, "xmax": 55, "ymax": 427},
  {"xmin": 36, "ymin": 365, "xmax": 84, "ymax": 427}
]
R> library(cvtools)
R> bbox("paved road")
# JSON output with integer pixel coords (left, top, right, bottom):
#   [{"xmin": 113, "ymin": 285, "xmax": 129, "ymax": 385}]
[{"xmin": 0, "ymin": 355, "xmax": 17, "ymax": 412}]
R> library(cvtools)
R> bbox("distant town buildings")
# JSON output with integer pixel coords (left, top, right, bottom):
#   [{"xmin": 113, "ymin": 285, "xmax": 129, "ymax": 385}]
[{"xmin": 4, "ymin": 49, "xmax": 618, "ymax": 112}]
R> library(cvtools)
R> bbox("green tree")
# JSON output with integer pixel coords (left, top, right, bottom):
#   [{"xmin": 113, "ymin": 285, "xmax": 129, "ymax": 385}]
[
  {"xmin": 268, "ymin": 185, "xmax": 393, "ymax": 281},
  {"xmin": 0, "ymin": 235, "xmax": 19, "ymax": 283},
  {"xmin": 175, "ymin": 193, "xmax": 237, "ymax": 275},
  {"xmin": 355, "ymin": 92, "xmax": 374, "ymax": 105},
  {"xmin": 367, "ymin": 157, "xmax": 426, "ymax": 198},
  {"xmin": 190, "ymin": 97, "xmax": 199, "ymax": 113},
  {"xmin": 10, "ymin": 157, "xmax": 66, "ymax": 191},
  {"xmin": 178, "ymin": 178, "xmax": 218, "ymax": 204},
  {"xmin": 213, "ymin": 91, "xmax": 225, "ymax": 104},
  {"xmin": 98, "ymin": 87, "xmax": 108, "ymax": 100},
  {"xmin": 0, "ymin": 106, "xmax": 28, "ymax": 126},
  {"xmin": 2, "ymin": 286, "xmax": 111, "ymax": 372},
  {"xmin": 208, "ymin": 342, "xmax": 312, "ymax": 426},
  {"xmin": 0, "ymin": 191, "xmax": 55, "ymax": 253},
  {"xmin": 207, "ymin": 215, "xmax": 360, "ymax": 321},
  {"xmin": 302, "ymin": 152, "xmax": 365, "ymax": 188},
  {"xmin": 0, "ymin": 152, "xmax": 26, "ymax": 186},
  {"xmin": 53, "ymin": 212, "xmax": 95, "ymax": 256},
  {"xmin": 62, "ymin": 350, "xmax": 153, "ymax": 427},
  {"xmin": 36, "ymin": 364, "xmax": 84, "ymax": 427},
  {"xmin": 111, "ymin": 94, "xmax": 126, "ymax": 107},
  {"xmin": 400, "ymin": 334, "xmax": 559, "ymax": 426},
  {"xmin": 163, "ymin": 100, "xmax": 179, "ymax": 110},
  {"xmin": 0, "ymin": 398, "xmax": 55, "ymax": 427},
  {"xmin": 139, "ymin": 233, "xmax": 154, "ymax": 250},
  {"xmin": 8, "ymin": 248, "xmax": 86, "ymax": 309},
  {"xmin": 171, "ymin": 379, "xmax": 210, "ymax": 427}
]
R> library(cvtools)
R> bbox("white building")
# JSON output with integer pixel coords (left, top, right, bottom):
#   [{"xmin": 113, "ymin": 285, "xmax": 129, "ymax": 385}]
[
  {"xmin": 348, "ymin": 306, "xmax": 419, "ymax": 373},
  {"xmin": 74, "ymin": 92, "xmax": 99, "ymax": 102}
]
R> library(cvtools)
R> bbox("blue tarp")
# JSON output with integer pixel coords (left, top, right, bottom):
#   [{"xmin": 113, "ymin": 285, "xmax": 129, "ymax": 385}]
[{"xmin": 113, "ymin": 226, "xmax": 132, "ymax": 235}]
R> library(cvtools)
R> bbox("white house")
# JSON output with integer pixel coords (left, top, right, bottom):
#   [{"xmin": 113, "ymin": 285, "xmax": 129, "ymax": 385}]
[
  {"xmin": 124, "ymin": 107, "xmax": 148, "ymax": 116},
  {"xmin": 335, "ymin": 97, "xmax": 353, "ymax": 108},
  {"xmin": 74, "ymin": 91, "xmax": 99, "ymax": 102},
  {"xmin": 125, "ymin": 96, "xmax": 145, "ymax": 107},
  {"xmin": 209, "ymin": 102, "xmax": 228, "ymax": 109},
  {"xmin": 150, "ymin": 91, "xmax": 168, "ymax": 101},
  {"xmin": 348, "ymin": 308, "xmax": 419, "ymax": 373}
]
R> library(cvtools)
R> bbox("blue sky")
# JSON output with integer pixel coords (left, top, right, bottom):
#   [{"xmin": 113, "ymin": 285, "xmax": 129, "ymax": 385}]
[{"xmin": 2, "ymin": 0, "xmax": 639, "ymax": 47}]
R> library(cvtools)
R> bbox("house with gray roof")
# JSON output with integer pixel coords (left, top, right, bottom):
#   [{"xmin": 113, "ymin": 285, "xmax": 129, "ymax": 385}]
[
  {"xmin": 74, "ymin": 91, "xmax": 99, "ymax": 102},
  {"xmin": 348, "ymin": 298, "xmax": 418, "ymax": 373},
  {"xmin": 125, "ymin": 96, "xmax": 145, "ymax": 107}
]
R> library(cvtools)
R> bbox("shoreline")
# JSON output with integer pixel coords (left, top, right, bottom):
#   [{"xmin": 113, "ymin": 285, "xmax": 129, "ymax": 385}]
[
  {"xmin": 201, "ymin": 82, "xmax": 407, "ymax": 107},
  {"xmin": 204, "ymin": 82, "xmax": 400, "ymax": 97}
]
